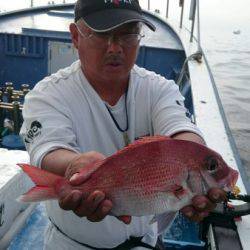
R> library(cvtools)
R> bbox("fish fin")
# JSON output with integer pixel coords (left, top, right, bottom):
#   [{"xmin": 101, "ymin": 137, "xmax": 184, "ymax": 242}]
[
  {"xmin": 171, "ymin": 184, "xmax": 189, "ymax": 200},
  {"xmin": 101, "ymin": 135, "xmax": 170, "ymax": 164},
  {"xmin": 200, "ymin": 170, "xmax": 219, "ymax": 188},
  {"xmin": 187, "ymin": 171, "xmax": 203, "ymax": 194},
  {"xmin": 17, "ymin": 186, "xmax": 58, "ymax": 202},
  {"xmin": 148, "ymin": 183, "xmax": 189, "ymax": 200},
  {"xmin": 18, "ymin": 163, "xmax": 63, "ymax": 187},
  {"xmin": 110, "ymin": 135, "xmax": 170, "ymax": 157},
  {"xmin": 134, "ymin": 135, "xmax": 171, "ymax": 144},
  {"xmin": 150, "ymin": 212, "xmax": 177, "ymax": 234}
]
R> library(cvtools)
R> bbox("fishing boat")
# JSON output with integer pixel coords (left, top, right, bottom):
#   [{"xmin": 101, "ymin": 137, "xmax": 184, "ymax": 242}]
[{"xmin": 0, "ymin": 0, "xmax": 250, "ymax": 249}]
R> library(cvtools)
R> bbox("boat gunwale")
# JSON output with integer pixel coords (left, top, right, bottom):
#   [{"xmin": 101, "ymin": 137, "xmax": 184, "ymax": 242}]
[
  {"xmin": 0, "ymin": 3, "xmax": 74, "ymax": 19},
  {"xmin": 152, "ymin": 9, "xmax": 250, "ymax": 194}
]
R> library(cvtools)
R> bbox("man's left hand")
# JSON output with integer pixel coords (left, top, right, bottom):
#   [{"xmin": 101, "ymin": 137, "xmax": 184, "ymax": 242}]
[{"xmin": 181, "ymin": 188, "xmax": 227, "ymax": 222}]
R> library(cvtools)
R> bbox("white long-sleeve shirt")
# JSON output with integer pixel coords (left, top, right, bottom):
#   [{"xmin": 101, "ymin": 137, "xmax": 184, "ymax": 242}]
[{"xmin": 20, "ymin": 60, "xmax": 202, "ymax": 249}]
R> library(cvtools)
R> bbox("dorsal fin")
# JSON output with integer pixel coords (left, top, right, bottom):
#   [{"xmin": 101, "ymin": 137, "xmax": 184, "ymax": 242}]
[
  {"xmin": 79, "ymin": 135, "xmax": 171, "ymax": 175},
  {"xmin": 133, "ymin": 135, "xmax": 171, "ymax": 145},
  {"xmin": 107, "ymin": 135, "xmax": 171, "ymax": 160}
]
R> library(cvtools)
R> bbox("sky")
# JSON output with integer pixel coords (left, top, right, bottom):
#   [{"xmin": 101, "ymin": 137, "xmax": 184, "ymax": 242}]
[
  {"xmin": 0, "ymin": 0, "xmax": 249, "ymax": 43},
  {"xmin": 1, "ymin": 0, "xmax": 250, "ymax": 25}
]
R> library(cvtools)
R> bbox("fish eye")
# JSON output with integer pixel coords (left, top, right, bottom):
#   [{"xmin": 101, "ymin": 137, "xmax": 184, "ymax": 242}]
[{"xmin": 206, "ymin": 157, "xmax": 218, "ymax": 172}]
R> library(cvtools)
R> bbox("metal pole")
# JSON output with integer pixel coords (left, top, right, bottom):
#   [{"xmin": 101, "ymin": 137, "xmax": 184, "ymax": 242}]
[
  {"xmin": 166, "ymin": 0, "xmax": 170, "ymax": 18},
  {"xmin": 179, "ymin": 0, "xmax": 184, "ymax": 28},
  {"xmin": 148, "ymin": 0, "xmax": 150, "ymax": 11},
  {"xmin": 12, "ymin": 101, "xmax": 21, "ymax": 134},
  {"xmin": 30, "ymin": 0, "xmax": 34, "ymax": 8},
  {"xmin": 0, "ymin": 103, "xmax": 23, "ymax": 110},
  {"xmin": 6, "ymin": 87, "xmax": 13, "ymax": 103},
  {"xmin": 196, "ymin": 0, "xmax": 201, "ymax": 51},
  {"xmin": 190, "ymin": 0, "xmax": 197, "ymax": 42},
  {"xmin": 0, "ymin": 91, "xmax": 3, "ymax": 128}
]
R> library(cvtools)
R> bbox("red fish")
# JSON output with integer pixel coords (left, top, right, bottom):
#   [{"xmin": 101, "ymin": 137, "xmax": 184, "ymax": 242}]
[{"xmin": 18, "ymin": 136, "xmax": 238, "ymax": 217}]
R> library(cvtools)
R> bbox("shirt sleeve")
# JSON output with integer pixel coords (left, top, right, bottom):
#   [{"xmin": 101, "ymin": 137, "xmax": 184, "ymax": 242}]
[
  {"xmin": 20, "ymin": 82, "xmax": 80, "ymax": 167},
  {"xmin": 151, "ymin": 77, "xmax": 203, "ymax": 138}
]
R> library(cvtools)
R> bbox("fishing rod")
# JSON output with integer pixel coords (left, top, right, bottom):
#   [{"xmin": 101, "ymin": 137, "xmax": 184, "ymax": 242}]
[{"xmin": 200, "ymin": 191, "xmax": 250, "ymax": 250}]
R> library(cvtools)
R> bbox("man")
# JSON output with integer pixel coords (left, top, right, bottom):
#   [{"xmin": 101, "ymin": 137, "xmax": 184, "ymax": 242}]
[{"xmin": 20, "ymin": 0, "xmax": 225, "ymax": 249}]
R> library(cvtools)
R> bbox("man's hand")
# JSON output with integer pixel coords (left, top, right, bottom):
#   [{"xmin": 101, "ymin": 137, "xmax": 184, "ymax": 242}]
[
  {"xmin": 181, "ymin": 188, "xmax": 227, "ymax": 222},
  {"xmin": 58, "ymin": 151, "xmax": 131, "ymax": 224},
  {"xmin": 171, "ymin": 133, "xmax": 226, "ymax": 221},
  {"xmin": 64, "ymin": 151, "xmax": 105, "ymax": 180},
  {"xmin": 59, "ymin": 189, "xmax": 113, "ymax": 222},
  {"xmin": 58, "ymin": 151, "xmax": 112, "ymax": 222}
]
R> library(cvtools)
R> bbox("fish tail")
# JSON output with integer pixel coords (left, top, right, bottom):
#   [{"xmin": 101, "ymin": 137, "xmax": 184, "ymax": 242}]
[
  {"xmin": 17, "ymin": 163, "xmax": 63, "ymax": 202},
  {"xmin": 18, "ymin": 163, "xmax": 63, "ymax": 187},
  {"xmin": 17, "ymin": 186, "xmax": 58, "ymax": 202}
]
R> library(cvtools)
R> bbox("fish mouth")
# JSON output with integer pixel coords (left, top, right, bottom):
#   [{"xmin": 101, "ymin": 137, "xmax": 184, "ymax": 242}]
[
  {"xmin": 217, "ymin": 168, "xmax": 239, "ymax": 190},
  {"xmin": 229, "ymin": 169, "xmax": 239, "ymax": 188}
]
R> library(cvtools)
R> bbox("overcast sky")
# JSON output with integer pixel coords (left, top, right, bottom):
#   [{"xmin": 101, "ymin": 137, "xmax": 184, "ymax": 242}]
[{"xmin": 1, "ymin": 0, "xmax": 249, "ymax": 29}]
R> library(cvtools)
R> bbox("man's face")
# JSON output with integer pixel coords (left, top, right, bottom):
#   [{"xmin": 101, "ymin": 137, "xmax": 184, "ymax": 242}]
[{"xmin": 70, "ymin": 21, "xmax": 142, "ymax": 84}]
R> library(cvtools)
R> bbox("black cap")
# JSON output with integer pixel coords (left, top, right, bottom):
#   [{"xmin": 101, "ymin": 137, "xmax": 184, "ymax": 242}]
[{"xmin": 74, "ymin": 0, "xmax": 156, "ymax": 32}]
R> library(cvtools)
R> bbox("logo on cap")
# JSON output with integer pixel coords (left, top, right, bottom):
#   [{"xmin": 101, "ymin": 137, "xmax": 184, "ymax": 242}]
[{"xmin": 104, "ymin": 0, "xmax": 132, "ymax": 5}]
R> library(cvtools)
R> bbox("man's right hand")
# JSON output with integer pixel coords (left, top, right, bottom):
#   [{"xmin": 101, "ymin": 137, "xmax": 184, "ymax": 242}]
[
  {"xmin": 56, "ymin": 151, "xmax": 131, "ymax": 224},
  {"xmin": 58, "ymin": 189, "xmax": 131, "ymax": 224},
  {"xmin": 59, "ymin": 189, "xmax": 113, "ymax": 222},
  {"xmin": 58, "ymin": 151, "xmax": 113, "ymax": 222}
]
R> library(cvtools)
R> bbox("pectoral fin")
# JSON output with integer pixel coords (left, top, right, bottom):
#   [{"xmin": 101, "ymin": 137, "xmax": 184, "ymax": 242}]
[
  {"xmin": 150, "ymin": 212, "xmax": 178, "ymax": 234},
  {"xmin": 169, "ymin": 184, "xmax": 190, "ymax": 200},
  {"xmin": 187, "ymin": 171, "xmax": 204, "ymax": 194},
  {"xmin": 200, "ymin": 170, "xmax": 219, "ymax": 188}
]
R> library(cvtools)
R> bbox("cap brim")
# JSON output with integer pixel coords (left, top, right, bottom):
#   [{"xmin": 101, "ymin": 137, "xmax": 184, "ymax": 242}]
[{"xmin": 83, "ymin": 9, "xmax": 156, "ymax": 32}]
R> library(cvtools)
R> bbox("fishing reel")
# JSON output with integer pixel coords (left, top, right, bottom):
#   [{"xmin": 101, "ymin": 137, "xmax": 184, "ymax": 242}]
[{"xmin": 200, "ymin": 188, "xmax": 250, "ymax": 250}]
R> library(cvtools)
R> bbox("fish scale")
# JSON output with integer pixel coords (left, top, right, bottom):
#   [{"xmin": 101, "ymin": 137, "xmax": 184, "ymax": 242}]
[{"xmin": 18, "ymin": 135, "xmax": 238, "ymax": 217}]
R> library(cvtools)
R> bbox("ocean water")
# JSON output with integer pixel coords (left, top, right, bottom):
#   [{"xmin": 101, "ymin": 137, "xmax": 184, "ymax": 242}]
[
  {"xmin": 200, "ymin": 0, "xmax": 250, "ymax": 180},
  {"xmin": 0, "ymin": 0, "xmax": 249, "ymax": 180}
]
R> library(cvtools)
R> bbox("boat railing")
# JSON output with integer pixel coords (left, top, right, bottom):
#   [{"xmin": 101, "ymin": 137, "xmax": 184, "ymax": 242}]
[
  {"xmin": 146, "ymin": 0, "xmax": 201, "ymax": 48},
  {"xmin": 29, "ymin": 0, "xmax": 67, "ymax": 8},
  {"xmin": 146, "ymin": 0, "xmax": 203, "ymax": 87},
  {"xmin": 27, "ymin": 0, "xmax": 200, "ymax": 48}
]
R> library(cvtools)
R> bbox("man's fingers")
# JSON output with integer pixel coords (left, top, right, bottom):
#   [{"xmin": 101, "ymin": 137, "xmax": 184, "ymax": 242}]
[
  {"xmin": 207, "ymin": 188, "xmax": 227, "ymax": 203},
  {"xmin": 181, "ymin": 188, "xmax": 228, "ymax": 223},
  {"xmin": 69, "ymin": 172, "xmax": 88, "ymax": 185},
  {"xmin": 189, "ymin": 189, "xmax": 226, "ymax": 216},
  {"xmin": 188, "ymin": 211, "xmax": 209, "ymax": 222},
  {"xmin": 181, "ymin": 206, "xmax": 209, "ymax": 222},
  {"xmin": 116, "ymin": 215, "xmax": 132, "ymax": 224},
  {"xmin": 87, "ymin": 200, "xmax": 113, "ymax": 222},
  {"xmin": 74, "ymin": 191, "xmax": 105, "ymax": 217},
  {"xmin": 192, "ymin": 195, "xmax": 216, "ymax": 212},
  {"xmin": 58, "ymin": 191, "xmax": 82, "ymax": 211},
  {"xmin": 181, "ymin": 206, "xmax": 196, "ymax": 219}
]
